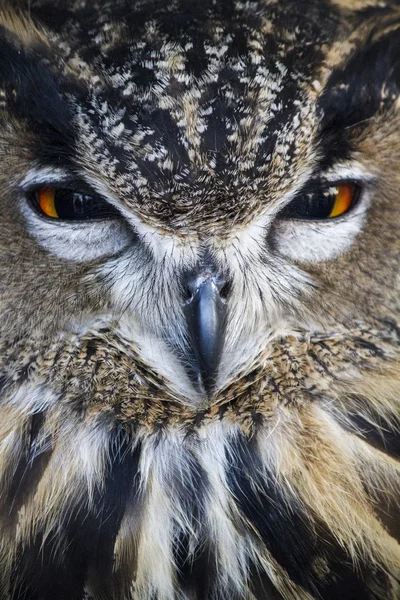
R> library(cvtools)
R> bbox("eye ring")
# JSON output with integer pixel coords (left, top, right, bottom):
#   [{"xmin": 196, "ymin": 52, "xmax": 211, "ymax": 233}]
[
  {"xmin": 29, "ymin": 186, "xmax": 121, "ymax": 222},
  {"xmin": 278, "ymin": 181, "xmax": 361, "ymax": 221}
]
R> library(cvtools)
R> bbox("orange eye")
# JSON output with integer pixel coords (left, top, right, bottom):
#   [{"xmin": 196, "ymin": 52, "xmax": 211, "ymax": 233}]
[
  {"xmin": 279, "ymin": 181, "xmax": 360, "ymax": 221},
  {"xmin": 37, "ymin": 187, "xmax": 59, "ymax": 218},
  {"xmin": 31, "ymin": 187, "xmax": 121, "ymax": 221},
  {"xmin": 328, "ymin": 183, "xmax": 355, "ymax": 218}
]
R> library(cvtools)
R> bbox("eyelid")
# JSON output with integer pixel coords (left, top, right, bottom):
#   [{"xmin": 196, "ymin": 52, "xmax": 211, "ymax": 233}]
[
  {"xmin": 18, "ymin": 169, "xmax": 71, "ymax": 190},
  {"xmin": 297, "ymin": 178, "xmax": 359, "ymax": 193},
  {"xmin": 26, "ymin": 179, "xmax": 99, "ymax": 196}
]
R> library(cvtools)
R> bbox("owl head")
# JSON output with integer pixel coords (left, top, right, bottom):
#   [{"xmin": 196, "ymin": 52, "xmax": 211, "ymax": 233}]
[{"xmin": 0, "ymin": 1, "xmax": 399, "ymax": 599}]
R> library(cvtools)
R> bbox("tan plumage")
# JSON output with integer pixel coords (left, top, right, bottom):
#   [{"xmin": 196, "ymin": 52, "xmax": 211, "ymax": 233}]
[{"xmin": 0, "ymin": 0, "xmax": 399, "ymax": 598}]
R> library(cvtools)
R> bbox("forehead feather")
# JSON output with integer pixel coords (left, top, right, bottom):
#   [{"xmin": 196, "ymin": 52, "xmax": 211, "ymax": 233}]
[
  {"xmin": 44, "ymin": 0, "xmax": 338, "ymax": 231},
  {"xmin": 15, "ymin": 0, "xmax": 396, "ymax": 232}
]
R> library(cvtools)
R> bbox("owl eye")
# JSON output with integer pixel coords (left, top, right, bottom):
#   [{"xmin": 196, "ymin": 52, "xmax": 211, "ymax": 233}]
[
  {"xmin": 279, "ymin": 182, "xmax": 360, "ymax": 220},
  {"xmin": 31, "ymin": 187, "xmax": 120, "ymax": 221}
]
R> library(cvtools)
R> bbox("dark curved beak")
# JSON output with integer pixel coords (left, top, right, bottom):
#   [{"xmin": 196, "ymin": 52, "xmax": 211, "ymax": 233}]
[{"xmin": 183, "ymin": 276, "xmax": 228, "ymax": 397}]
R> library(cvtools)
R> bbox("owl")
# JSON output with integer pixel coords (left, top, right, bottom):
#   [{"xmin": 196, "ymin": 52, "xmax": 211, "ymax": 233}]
[{"xmin": 0, "ymin": 0, "xmax": 399, "ymax": 598}]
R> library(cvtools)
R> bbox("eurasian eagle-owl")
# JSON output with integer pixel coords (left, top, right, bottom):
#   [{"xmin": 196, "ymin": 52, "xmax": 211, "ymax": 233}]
[{"xmin": 0, "ymin": 0, "xmax": 399, "ymax": 598}]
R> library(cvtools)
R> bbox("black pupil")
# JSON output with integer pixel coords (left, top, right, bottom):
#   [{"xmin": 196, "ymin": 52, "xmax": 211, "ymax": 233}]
[
  {"xmin": 39, "ymin": 189, "xmax": 119, "ymax": 220},
  {"xmin": 279, "ymin": 185, "xmax": 353, "ymax": 220}
]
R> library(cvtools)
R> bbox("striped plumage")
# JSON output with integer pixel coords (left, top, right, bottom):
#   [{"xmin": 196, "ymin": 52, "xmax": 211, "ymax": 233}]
[{"xmin": 0, "ymin": 0, "xmax": 399, "ymax": 598}]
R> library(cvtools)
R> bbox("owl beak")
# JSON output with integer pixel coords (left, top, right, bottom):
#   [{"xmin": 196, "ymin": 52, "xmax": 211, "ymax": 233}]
[{"xmin": 184, "ymin": 275, "xmax": 228, "ymax": 397}]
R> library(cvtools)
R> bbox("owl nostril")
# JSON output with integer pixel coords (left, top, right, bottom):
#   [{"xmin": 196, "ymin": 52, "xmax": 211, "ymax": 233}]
[
  {"xmin": 182, "ymin": 286, "xmax": 194, "ymax": 302},
  {"xmin": 219, "ymin": 281, "xmax": 231, "ymax": 300},
  {"xmin": 183, "ymin": 271, "xmax": 231, "ymax": 303}
]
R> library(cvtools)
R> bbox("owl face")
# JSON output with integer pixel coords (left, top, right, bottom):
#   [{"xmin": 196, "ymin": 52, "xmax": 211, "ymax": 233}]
[
  {"xmin": 0, "ymin": 2, "xmax": 400, "ymax": 599},
  {"xmin": 1, "ymin": 0, "xmax": 399, "ymax": 406}
]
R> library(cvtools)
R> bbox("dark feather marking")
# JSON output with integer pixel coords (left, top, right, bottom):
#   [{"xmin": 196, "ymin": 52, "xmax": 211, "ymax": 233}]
[
  {"xmin": 4, "ymin": 412, "xmax": 51, "ymax": 522},
  {"xmin": 319, "ymin": 28, "xmax": 400, "ymax": 132},
  {"xmin": 225, "ymin": 432, "xmax": 320, "ymax": 591},
  {"xmin": 0, "ymin": 29, "xmax": 76, "ymax": 168},
  {"xmin": 317, "ymin": 26, "xmax": 400, "ymax": 171},
  {"xmin": 0, "ymin": 374, "xmax": 8, "ymax": 393},
  {"xmin": 249, "ymin": 563, "xmax": 286, "ymax": 600},
  {"xmin": 173, "ymin": 533, "xmax": 216, "ymax": 600},
  {"xmin": 10, "ymin": 531, "xmax": 88, "ymax": 600},
  {"xmin": 317, "ymin": 564, "xmax": 393, "ymax": 600},
  {"xmin": 342, "ymin": 399, "xmax": 400, "ymax": 460},
  {"xmin": 11, "ymin": 431, "xmax": 142, "ymax": 600},
  {"xmin": 170, "ymin": 446, "xmax": 217, "ymax": 599},
  {"xmin": 79, "ymin": 432, "xmax": 143, "ymax": 600},
  {"xmin": 225, "ymin": 432, "xmax": 389, "ymax": 598},
  {"xmin": 351, "ymin": 414, "xmax": 400, "ymax": 459}
]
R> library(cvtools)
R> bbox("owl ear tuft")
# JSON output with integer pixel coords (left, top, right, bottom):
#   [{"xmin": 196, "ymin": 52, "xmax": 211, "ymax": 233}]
[
  {"xmin": 319, "ymin": 25, "xmax": 400, "ymax": 130},
  {"xmin": 0, "ymin": 11, "xmax": 75, "ymax": 164}
]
